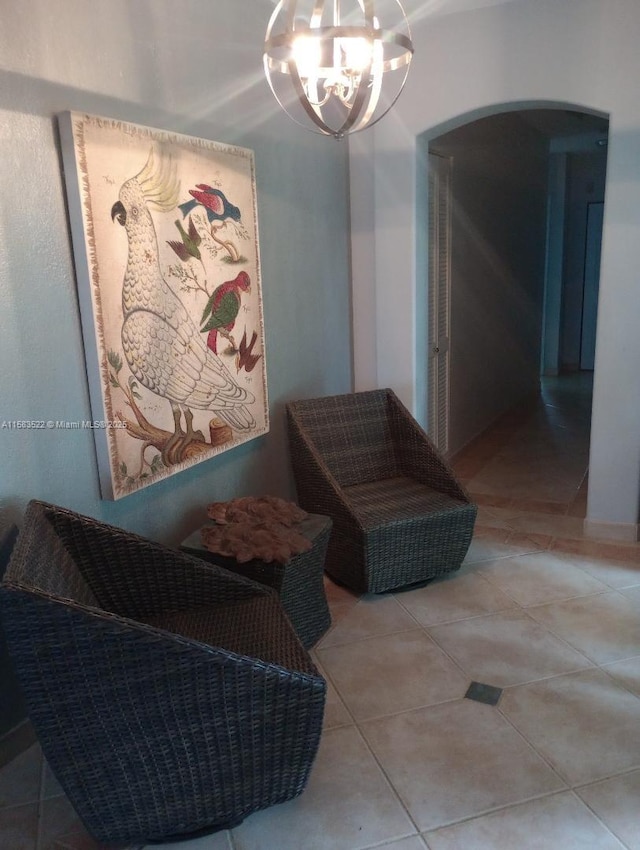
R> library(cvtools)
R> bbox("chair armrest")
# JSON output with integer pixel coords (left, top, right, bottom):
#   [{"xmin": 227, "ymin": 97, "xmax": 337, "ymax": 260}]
[
  {"xmin": 23, "ymin": 501, "xmax": 272, "ymax": 620},
  {"xmin": 286, "ymin": 410, "xmax": 364, "ymax": 534},
  {"xmin": 90, "ymin": 546, "xmax": 274, "ymax": 620},
  {"xmin": 387, "ymin": 391, "xmax": 472, "ymax": 502}
]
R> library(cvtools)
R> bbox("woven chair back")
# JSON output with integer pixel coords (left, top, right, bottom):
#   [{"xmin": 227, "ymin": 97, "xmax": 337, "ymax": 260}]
[
  {"xmin": 290, "ymin": 389, "xmax": 398, "ymax": 486},
  {"xmin": 4, "ymin": 506, "xmax": 98, "ymax": 608}
]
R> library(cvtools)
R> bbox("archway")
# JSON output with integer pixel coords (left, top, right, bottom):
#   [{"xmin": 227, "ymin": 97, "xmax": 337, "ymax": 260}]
[
  {"xmin": 418, "ymin": 104, "xmax": 609, "ymax": 462},
  {"xmin": 349, "ymin": 0, "xmax": 640, "ymax": 539}
]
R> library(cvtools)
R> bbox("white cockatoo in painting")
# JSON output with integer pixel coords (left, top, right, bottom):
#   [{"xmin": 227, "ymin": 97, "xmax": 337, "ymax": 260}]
[{"xmin": 110, "ymin": 149, "xmax": 255, "ymax": 465}]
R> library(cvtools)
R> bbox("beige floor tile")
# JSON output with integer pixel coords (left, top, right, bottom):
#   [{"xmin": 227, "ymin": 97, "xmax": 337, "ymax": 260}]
[
  {"xmin": 361, "ymin": 700, "xmax": 565, "ymax": 832},
  {"xmin": 621, "ymin": 585, "xmax": 640, "ymax": 604},
  {"xmin": 317, "ymin": 594, "xmax": 418, "ymax": 649},
  {"xmin": 428, "ymin": 609, "xmax": 592, "ymax": 687},
  {"xmin": 0, "ymin": 802, "xmax": 38, "ymax": 850},
  {"xmin": 479, "ymin": 551, "xmax": 608, "ymax": 607},
  {"xmin": 323, "ymin": 576, "xmax": 360, "ymax": 607},
  {"xmin": 499, "ymin": 668, "xmax": 640, "ymax": 785},
  {"xmin": 508, "ymin": 498, "xmax": 569, "ymax": 515},
  {"xmin": 318, "ymin": 630, "xmax": 468, "ymax": 721},
  {"xmin": 323, "ymin": 677, "xmax": 354, "ymax": 729},
  {"xmin": 54, "ymin": 826, "xmax": 138, "ymax": 850},
  {"xmin": 468, "ymin": 455, "xmax": 585, "ymax": 503},
  {"xmin": 526, "ymin": 591, "xmax": 640, "ymax": 664},
  {"xmin": 577, "ymin": 769, "xmax": 640, "ymax": 850},
  {"xmin": 472, "ymin": 505, "xmax": 514, "ymax": 529},
  {"xmin": 310, "ymin": 654, "xmax": 353, "ymax": 729},
  {"xmin": 549, "ymin": 549, "xmax": 640, "ymax": 589},
  {"xmin": 395, "ymin": 572, "xmax": 517, "ymax": 627},
  {"xmin": 0, "ymin": 744, "xmax": 41, "ymax": 809},
  {"xmin": 141, "ymin": 832, "xmax": 230, "ymax": 850},
  {"xmin": 501, "ymin": 511, "xmax": 587, "ymax": 540},
  {"xmin": 42, "ymin": 759, "xmax": 65, "ymax": 801},
  {"xmin": 231, "ymin": 725, "xmax": 415, "ymax": 850},
  {"xmin": 463, "ymin": 528, "xmax": 516, "ymax": 564},
  {"xmin": 550, "ymin": 536, "xmax": 640, "ymax": 566},
  {"xmin": 464, "ymin": 528, "xmax": 550, "ymax": 565},
  {"xmin": 378, "ymin": 838, "xmax": 429, "ymax": 850},
  {"xmin": 602, "ymin": 656, "xmax": 640, "ymax": 697},
  {"xmin": 39, "ymin": 795, "xmax": 85, "ymax": 850},
  {"xmin": 424, "ymin": 791, "xmax": 626, "ymax": 850},
  {"xmin": 325, "ymin": 601, "xmax": 356, "ymax": 627}
]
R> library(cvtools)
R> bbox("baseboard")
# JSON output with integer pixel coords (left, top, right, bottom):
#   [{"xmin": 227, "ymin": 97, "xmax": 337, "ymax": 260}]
[
  {"xmin": 583, "ymin": 518, "xmax": 640, "ymax": 543},
  {"xmin": 0, "ymin": 719, "xmax": 36, "ymax": 769}
]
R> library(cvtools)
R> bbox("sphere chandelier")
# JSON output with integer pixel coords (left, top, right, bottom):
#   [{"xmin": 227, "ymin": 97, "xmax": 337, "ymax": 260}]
[{"xmin": 264, "ymin": 0, "xmax": 414, "ymax": 140}]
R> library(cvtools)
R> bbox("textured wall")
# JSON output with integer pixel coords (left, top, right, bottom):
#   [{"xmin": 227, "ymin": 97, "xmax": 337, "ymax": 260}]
[
  {"xmin": 0, "ymin": 0, "xmax": 352, "ymax": 542},
  {"xmin": 0, "ymin": 0, "xmax": 353, "ymax": 737}
]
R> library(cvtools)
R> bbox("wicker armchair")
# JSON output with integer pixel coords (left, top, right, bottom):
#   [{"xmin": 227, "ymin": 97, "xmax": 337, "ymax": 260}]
[
  {"xmin": 286, "ymin": 389, "xmax": 477, "ymax": 593},
  {"xmin": 0, "ymin": 501, "xmax": 326, "ymax": 845}
]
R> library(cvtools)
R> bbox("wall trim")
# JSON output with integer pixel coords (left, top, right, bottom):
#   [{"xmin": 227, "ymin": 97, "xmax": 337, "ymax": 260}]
[{"xmin": 583, "ymin": 518, "xmax": 640, "ymax": 543}]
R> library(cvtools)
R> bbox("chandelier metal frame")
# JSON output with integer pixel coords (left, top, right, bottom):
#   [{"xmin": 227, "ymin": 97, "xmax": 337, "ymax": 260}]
[{"xmin": 264, "ymin": 0, "xmax": 414, "ymax": 139}]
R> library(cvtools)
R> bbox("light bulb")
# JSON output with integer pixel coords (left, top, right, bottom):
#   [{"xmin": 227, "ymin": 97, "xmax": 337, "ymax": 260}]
[
  {"xmin": 264, "ymin": 0, "xmax": 414, "ymax": 139},
  {"xmin": 291, "ymin": 35, "xmax": 322, "ymax": 78},
  {"xmin": 342, "ymin": 37, "xmax": 373, "ymax": 72}
]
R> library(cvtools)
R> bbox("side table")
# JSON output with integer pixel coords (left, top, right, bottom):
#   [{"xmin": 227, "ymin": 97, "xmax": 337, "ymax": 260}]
[{"xmin": 180, "ymin": 513, "xmax": 332, "ymax": 649}]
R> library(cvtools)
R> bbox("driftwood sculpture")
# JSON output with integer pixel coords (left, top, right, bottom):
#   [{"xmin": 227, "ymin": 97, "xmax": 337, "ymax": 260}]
[{"xmin": 201, "ymin": 496, "xmax": 311, "ymax": 564}]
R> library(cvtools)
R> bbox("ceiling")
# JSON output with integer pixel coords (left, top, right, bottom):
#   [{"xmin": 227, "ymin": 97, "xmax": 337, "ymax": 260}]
[{"xmin": 516, "ymin": 108, "xmax": 609, "ymax": 140}]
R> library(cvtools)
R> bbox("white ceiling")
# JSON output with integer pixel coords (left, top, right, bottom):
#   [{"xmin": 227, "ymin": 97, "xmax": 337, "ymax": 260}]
[
  {"xmin": 407, "ymin": 0, "xmax": 527, "ymax": 25},
  {"xmin": 516, "ymin": 108, "xmax": 609, "ymax": 140}
]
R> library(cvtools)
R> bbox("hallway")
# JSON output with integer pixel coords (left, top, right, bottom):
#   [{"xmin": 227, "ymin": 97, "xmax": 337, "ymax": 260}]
[
  {"xmin": 455, "ymin": 372, "xmax": 593, "ymax": 521},
  {"xmin": 454, "ymin": 372, "xmax": 640, "ymax": 559},
  {"xmin": 1, "ymin": 374, "xmax": 640, "ymax": 850}
]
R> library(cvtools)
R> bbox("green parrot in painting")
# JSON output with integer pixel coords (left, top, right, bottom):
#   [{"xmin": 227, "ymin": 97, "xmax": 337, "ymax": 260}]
[
  {"xmin": 200, "ymin": 271, "xmax": 251, "ymax": 354},
  {"xmin": 167, "ymin": 216, "xmax": 202, "ymax": 262}
]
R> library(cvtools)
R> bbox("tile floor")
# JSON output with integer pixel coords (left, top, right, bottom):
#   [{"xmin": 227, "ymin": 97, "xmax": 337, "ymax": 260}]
[{"xmin": 2, "ymin": 374, "xmax": 640, "ymax": 849}]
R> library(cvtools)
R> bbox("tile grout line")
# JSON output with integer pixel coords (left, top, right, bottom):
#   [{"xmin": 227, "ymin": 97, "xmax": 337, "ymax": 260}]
[
  {"xmin": 493, "ymin": 698, "xmax": 576, "ymax": 789},
  {"xmin": 568, "ymin": 788, "xmax": 633, "ymax": 850},
  {"xmin": 317, "ymin": 623, "xmax": 424, "ymax": 653},
  {"xmin": 495, "ymin": 676, "xmax": 640, "ymax": 793},
  {"xmin": 350, "ymin": 721, "xmax": 424, "ymax": 843},
  {"xmin": 572, "ymin": 764, "xmax": 640, "ymax": 792},
  {"xmin": 318, "ymin": 636, "xmax": 427, "ymax": 843},
  {"xmin": 597, "ymin": 659, "xmax": 640, "ymax": 700},
  {"xmin": 419, "ymin": 788, "xmax": 578, "ymax": 838},
  {"xmin": 356, "ymin": 834, "xmax": 431, "ymax": 850},
  {"xmin": 311, "ymin": 652, "xmax": 359, "ymax": 730},
  {"xmin": 522, "ymin": 596, "xmax": 640, "ymax": 668},
  {"xmin": 420, "ymin": 787, "xmax": 630, "ymax": 846}
]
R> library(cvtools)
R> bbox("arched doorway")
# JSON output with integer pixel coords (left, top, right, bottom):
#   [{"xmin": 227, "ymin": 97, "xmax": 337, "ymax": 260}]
[{"xmin": 420, "ymin": 105, "xmax": 609, "ymax": 469}]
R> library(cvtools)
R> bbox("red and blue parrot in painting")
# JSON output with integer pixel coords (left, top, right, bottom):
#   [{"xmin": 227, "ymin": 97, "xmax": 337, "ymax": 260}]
[
  {"xmin": 200, "ymin": 271, "xmax": 251, "ymax": 354},
  {"xmin": 179, "ymin": 184, "xmax": 241, "ymax": 224},
  {"xmin": 180, "ymin": 184, "xmax": 244, "ymax": 263}
]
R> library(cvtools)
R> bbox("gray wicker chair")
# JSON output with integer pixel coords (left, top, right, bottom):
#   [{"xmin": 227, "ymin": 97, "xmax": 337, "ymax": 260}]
[
  {"xmin": 286, "ymin": 389, "xmax": 477, "ymax": 593},
  {"xmin": 0, "ymin": 501, "xmax": 326, "ymax": 845}
]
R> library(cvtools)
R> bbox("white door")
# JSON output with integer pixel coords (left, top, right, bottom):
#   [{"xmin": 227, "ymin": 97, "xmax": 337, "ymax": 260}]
[{"xmin": 428, "ymin": 152, "xmax": 452, "ymax": 453}]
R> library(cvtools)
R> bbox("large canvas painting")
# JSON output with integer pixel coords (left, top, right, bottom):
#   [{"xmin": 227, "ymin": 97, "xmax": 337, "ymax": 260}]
[{"xmin": 59, "ymin": 112, "xmax": 269, "ymax": 499}]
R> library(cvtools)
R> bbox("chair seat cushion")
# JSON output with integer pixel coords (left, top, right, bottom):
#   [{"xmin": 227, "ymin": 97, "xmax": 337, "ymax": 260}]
[
  {"xmin": 142, "ymin": 596, "xmax": 316, "ymax": 675},
  {"xmin": 344, "ymin": 476, "xmax": 470, "ymax": 531}
]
